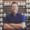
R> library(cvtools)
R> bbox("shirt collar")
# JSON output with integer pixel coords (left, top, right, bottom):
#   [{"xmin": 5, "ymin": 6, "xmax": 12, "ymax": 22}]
[{"xmin": 12, "ymin": 12, "xmax": 19, "ymax": 17}]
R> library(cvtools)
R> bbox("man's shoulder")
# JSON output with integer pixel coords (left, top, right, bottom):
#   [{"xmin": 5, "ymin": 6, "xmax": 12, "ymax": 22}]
[
  {"xmin": 18, "ymin": 13, "xmax": 25, "ymax": 19},
  {"xmin": 6, "ymin": 13, "xmax": 12, "ymax": 17},
  {"xmin": 18, "ymin": 13, "xmax": 24, "ymax": 17}
]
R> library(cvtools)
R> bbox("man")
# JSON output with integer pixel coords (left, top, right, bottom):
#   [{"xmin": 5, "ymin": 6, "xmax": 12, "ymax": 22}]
[{"xmin": 4, "ymin": 2, "xmax": 25, "ymax": 30}]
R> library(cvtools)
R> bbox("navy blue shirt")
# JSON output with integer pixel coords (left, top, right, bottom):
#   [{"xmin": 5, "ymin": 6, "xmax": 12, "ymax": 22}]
[{"xmin": 4, "ymin": 12, "xmax": 25, "ymax": 30}]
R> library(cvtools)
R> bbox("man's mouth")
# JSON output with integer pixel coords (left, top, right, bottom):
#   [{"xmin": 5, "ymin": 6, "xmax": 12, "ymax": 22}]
[{"xmin": 13, "ymin": 9, "xmax": 16, "ymax": 10}]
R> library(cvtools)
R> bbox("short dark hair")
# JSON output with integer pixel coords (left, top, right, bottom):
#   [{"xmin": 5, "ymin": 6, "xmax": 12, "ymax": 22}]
[{"xmin": 11, "ymin": 2, "xmax": 18, "ymax": 6}]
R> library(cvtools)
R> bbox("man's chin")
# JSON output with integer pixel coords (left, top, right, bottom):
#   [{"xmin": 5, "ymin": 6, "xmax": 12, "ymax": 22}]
[
  {"xmin": 12, "ymin": 11, "xmax": 17, "ymax": 14},
  {"xmin": 12, "ymin": 10, "xmax": 18, "ymax": 14}
]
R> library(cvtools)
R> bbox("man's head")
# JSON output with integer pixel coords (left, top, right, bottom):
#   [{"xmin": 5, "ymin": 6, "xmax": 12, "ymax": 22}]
[{"xmin": 11, "ymin": 2, "xmax": 18, "ymax": 14}]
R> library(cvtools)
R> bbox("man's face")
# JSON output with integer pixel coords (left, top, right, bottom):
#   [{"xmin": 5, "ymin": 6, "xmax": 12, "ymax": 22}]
[{"xmin": 11, "ymin": 4, "xmax": 18, "ymax": 13}]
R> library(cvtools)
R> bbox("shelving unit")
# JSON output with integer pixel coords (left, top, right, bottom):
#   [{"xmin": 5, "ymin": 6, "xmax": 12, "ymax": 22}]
[
  {"xmin": 26, "ymin": 0, "xmax": 30, "ymax": 30},
  {"xmin": 0, "ymin": 0, "xmax": 3, "ymax": 30},
  {"xmin": 3, "ymin": 1, "xmax": 27, "ymax": 30}
]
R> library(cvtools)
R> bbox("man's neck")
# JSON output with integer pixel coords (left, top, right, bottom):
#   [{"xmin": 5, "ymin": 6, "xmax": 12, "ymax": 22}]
[{"xmin": 13, "ymin": 13, "xmax": 17, "ymax": 16}]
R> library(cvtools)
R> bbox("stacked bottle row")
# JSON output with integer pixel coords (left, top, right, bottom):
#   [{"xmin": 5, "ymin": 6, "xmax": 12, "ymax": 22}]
[
  {"xmin": 22, "ymin": 13, "xmax": 30, "ymax": 17},
  {"xmin": 26, "ymin": 0, "xmax": 30, "ymax": 30},
  {"xmin": 4, "ymin": 2, "xmax": 26, "ymax": 6},
  {"xmin": 0, "ymin": 0, "xmax": 3, "ymax": 30},
  {"xmin": 26, "ymin": 4, "xmax": 30, "ymax": 8},
  {"xmin": 0, "ymin": 13, "xmax": 6, "ymax": 17},
  {"xmin": 26, "ymin": 9, "xmax": 30, "ymax": 12},
  {"xmin": 26, "ymin": 0, "xmax": 30, "ymax": 3}
]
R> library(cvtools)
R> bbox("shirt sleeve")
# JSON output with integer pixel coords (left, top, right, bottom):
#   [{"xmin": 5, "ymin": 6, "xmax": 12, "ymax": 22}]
[
  {"xmin": 21, "ymin": 15, "xmax": 25, "ymax": 23},
  {"xmin": 4, "ymin": 15, "xmax": 10, "ymax": 24}
]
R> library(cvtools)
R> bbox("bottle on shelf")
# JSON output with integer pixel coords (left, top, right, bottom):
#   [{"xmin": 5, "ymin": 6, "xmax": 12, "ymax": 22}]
[
  {"xmin": 29, "ymin": 14, "xmax": 30, "ymax": 17},
  {"xmin": 0, "ymin": 9, "xmax": 3, "ymax": 12},
  {"xmin": 26, "ymin": 4, "xmax": 29, "ymax": 8},
  {"xmin": 0, "ymin": 18, "xmax": 3, "ymax": 21},
  {"xmin": 21, "ymin": 2, "xmax": 26, "ymax": 6},
  {"xmin": 0, "ymin": 27, "xmax": 2, "ymax": 30},
  {"xmin": 0, "ymin": 0, "xmax": 3, "ymax": 4},
  {"xmin": 9, "ymin": 2, "xmax": 12, "ymax": 6},
  {"xmin": 1, "ymin": 18, "xmax": 3, "ymax": 21},
  {"xmin": 26, "ymin": 0, "xmax": 29, "ymax": 3},
  {"xmin": 22, "ymin": 13, "xmax": 23, "ymax": 15},
  {"xmin": 4, "ymin": 2, "xmax": 7, "ymax": 6},
  {"xmin": 0, "ymin": 0, "xmax": 2, "ymax": 1},
  {"xmin": 6, "ymin": 2, "xmax": 9, "ymax": 6},
  {"xmin": 26, "ymin": 9, "xmax": 28, "ymax": 12},
  {"xmin": 21, "ymin": 2, "xmax": 23, "ymax": 6},
  {"xmin": 0, "ymin": 9, "xmax": 1, "ymax": 12},
  {"xmin": 0, "ymin": 18, "xmax": 1, "ymax": 21},
  {"xmin": 18, "ymin": 2, "xmax": 20, "ymax": 6},
  {"xmin": 4, "ymin": 13, "xmax": 6, "ymax": 17},
  {"xmin": 28, "ymin": 0, "xmax": 30, "ymax": 3},
  {"xmin": 29, "ymin": 9, "xmax": 30, "ymax": 12},
  {"xmin": 1, "ymin": 22, "xmax": 3, "ymax": 26},
  {"xmin": 27, "ymin": 9, "xmax": 30, "ymax": 12},
  {"xmin": 25, "ymin": 13, "xmax": 27, "ymax": 17},
  {"xmin": 0, "ymin": 13, "xmax": 3, "ymax": 17},
  {"xmin": 22, "ymin": 13, "xmax": 25, "ymax": 15},
  {"xmin": 23, "ymin": 2, "xmax": 26, "ymax": 6},
  {"xmin": 0, "ymin": 23, "xmax": 1, "ymax": 26},
  {"xmin": 29, "ymin": 4, "xmax": 30, "ymax": 8},
  {"xmin": 22, "ymin": 13, "xmax": 24, "ymax": 15},
  {"xmin": 0, "ymin": 4, "xmax": 3, "ymax": 8},
  {"xmin": 26, "ymin": 0, "xmax": 28, "ymax": 1},
  {"xmin": 27, "ymin": 13, "xmax": 29, "ymax": 17}
]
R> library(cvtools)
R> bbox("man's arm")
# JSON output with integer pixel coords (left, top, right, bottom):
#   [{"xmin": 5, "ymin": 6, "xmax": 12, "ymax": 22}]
[
  {"xmin": 4, "ymin": 23, "xmax": 16, "ymax": 29},
  {"xmin": 4, "ymin": 15, "xmax": 16, "ymax": 29},
  {"xmin": 10, "ymin": 22, "xmax": 25, "ymax": 29}
]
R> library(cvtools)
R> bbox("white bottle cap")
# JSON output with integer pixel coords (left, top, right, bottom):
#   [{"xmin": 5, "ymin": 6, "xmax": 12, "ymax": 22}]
[
  {"xmin": 10, "ymin": 2, "xmax": 12, "ymax": 5},
  {"xmin": 25, "ymin": 13, "xmax": 26, "ymax": 14},
  {"xmin": 18, "ymin": 2, "xmax": 20, "ymax": 5},
  {"xmin": 0, "ymin": 27, "xmax": 2, "ymax": 29},
  {"xmin": 7, "ymin": 2, "xmax": 9, "ymax": 4},
  {"xmin": 5, "ymin": 2, "xmax": 6, "ymax": 4},
  {"xmin": 22, "ymin": 13, "xmax": 23, "ymax": 15},
  {"xmin": 4, "ymin": 13, "xmax": 6, "ymax": 14},
  {"xmin": 4, "ymin": 2, "xmax": 6, "ymax": 4},
  {"xmin": 1, "ymin": 9, "xmax": 3, "ymax": 10}
]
